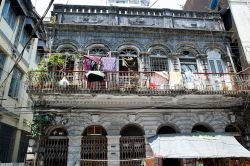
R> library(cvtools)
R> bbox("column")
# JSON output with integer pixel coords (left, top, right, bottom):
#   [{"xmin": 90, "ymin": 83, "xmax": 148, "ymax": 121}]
[
  {"xmin": 107, "ymin": 136, "xmax": 120, "ymax": 166},
  {"xmin": 11, "ymin": 129, "xmax": 22, "ymax": 161},
  {"xmin": 198, "ymin": 54, "xmax": 210, "ymax": 90},
  {"xmin": 67, "ymin": 136, "xmax": 82, "ymax": 166},
  {"xmin": 169, "ymin": 53, "xmax": 180, "ymax": 72}
]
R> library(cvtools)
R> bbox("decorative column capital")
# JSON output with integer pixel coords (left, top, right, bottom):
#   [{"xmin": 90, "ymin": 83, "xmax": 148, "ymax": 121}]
[
  {"xmin": 169, "ymin": 53, "xmax": 180, "ymax": 59},
  {"xmin": 111, "ymin": 51, "xmax": 119, "ymax": 56},
  {"xmin": 139, "ymin": 52, "xmax": 149, "ymax": 56}
]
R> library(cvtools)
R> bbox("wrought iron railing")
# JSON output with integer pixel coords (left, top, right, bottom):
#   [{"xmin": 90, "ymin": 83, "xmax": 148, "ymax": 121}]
[{"xmin": 27, "ymin": 71, "xmax": 250, "ymax": 95}]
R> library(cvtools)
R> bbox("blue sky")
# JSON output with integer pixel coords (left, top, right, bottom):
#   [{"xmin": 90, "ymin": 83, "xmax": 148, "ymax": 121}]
[{"xmin": 31, "ymin": 0, "xmax": 187, "ymax": 16}]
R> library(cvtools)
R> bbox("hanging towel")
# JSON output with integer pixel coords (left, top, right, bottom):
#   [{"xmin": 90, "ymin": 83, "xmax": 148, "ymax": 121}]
[
  {"xmin": 184, "ymin": 71, "xmax": 193, "ymax": 83},
  {"xmin": 169, "ymin": 71, "xmax": 183, "ymax": 89},
  {"xmin": 83, "ymin": 55, "xmax": 101, "ymax": 64},
  {"xmin": 83, "ymin": 59, "xmax": 91, "ymax": 71},
  {"xmin": 101, "ymin": 57, "xmax": 116, "ymax": 71}
]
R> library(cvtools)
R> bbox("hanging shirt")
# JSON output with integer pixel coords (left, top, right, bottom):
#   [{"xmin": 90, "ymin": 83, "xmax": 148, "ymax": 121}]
[{"xmin": 101, "ymin": 57, "xmax": 116, "ymax": 71}]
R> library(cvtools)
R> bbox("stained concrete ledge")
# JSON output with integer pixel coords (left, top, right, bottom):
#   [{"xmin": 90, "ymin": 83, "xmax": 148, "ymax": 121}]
[{"xmin": 32, "ymin": 94, "xmax": 244, "ymax": 109}]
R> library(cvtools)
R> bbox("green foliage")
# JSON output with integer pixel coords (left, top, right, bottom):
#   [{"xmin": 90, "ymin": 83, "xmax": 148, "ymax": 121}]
[
  {"xmin": 26, "ymin": 115, "xmax": 50, "ymax": 139},
  {"xmin": 26, "ymin": 121, "xmax": 41, "ymax": 138},
  {"xmin": 48, "ymin": 53, "xmax": 65, "ymax": 66},
  {"xmin": 36, "ymin": 58, "xmax": 47, "ymax": 71}
]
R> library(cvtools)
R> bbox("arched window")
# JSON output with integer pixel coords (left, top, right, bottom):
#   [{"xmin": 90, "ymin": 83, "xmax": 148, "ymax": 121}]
[
  {"xmin": 149, "ymin": 48, "xmax": 169, "ymax": 71},
  {"xmin": 157, "ymin": 125, "xmax": 177, "ymax": 134},
  {"xmin": 120, "ymin": 48, "xmax": 138, "ymax": 56},
  {"xmin": 119, "ymin": 48, "xmax": 138, "ymax": 71},
  {"xmin": 58, "ymin": 47, "xmax": 77, "ymax": 71},
  {"xmin": 207, "ymin": 49, "xmax": 225, "ymax": 73},
  {"xmin": 179, "ymin": 50, "xmax": 198, "ymax": 73},
  {"xmin": 49, "ymin": 128, "xmax": 68, "ymax": 136},
  {"xmin": 192, "ymin": 124, "xmax": 213, "ymax": 133},
  {"xmin": 120, "ymin": 124, "xmax": 144, "ymax": 136},
  {"xmin": 89, "ymin": 47, "xmax": 109, "ymax": 56},
  {"xmin": 82, "ymin": 125, "xmax": 107, "ymax": 136}
]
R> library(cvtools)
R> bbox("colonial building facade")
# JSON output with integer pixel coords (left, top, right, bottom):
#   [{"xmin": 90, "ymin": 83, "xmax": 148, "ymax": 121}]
[{"xmin": 27, "ymin": 3, "xmax": 250, "ymax": 166}]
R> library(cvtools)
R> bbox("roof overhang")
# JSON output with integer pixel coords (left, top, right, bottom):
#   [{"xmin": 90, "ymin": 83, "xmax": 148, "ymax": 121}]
[{"xmin": 12, "ymin": 0, "xmax": 32, "ymax": 16}]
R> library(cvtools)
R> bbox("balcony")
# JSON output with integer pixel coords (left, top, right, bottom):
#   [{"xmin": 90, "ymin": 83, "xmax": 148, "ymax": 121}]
[{"xmin": 27, "ymin": 70, "xmax": 250, "ymax": 96}]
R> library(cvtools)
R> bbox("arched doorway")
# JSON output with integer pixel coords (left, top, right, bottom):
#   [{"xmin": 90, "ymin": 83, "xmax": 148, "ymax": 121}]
[
  {"xmin": 192, "ymin": 124, "xmax": 214, "ymax": 133},
  {"xmin": 120, "ymin": 124, "xmax": 145, "ymax": 166},
  {"xmin": 81, "ymin": 125, "xmax": 108, "ymax": 166},
  {"xmin": 157, "ymin": 125, "xmax": 181, "ymax": 166},
  {"xmin": 225, "ymin": 124, "xmax": 244, "ymax": 145},
  {"xmin": 39, "ymin": 127, "xmax": 69, "ymax": 166}
]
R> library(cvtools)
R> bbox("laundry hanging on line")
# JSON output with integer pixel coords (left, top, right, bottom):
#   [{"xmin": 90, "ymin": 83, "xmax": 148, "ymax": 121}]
[{"xmin": 101, "ymin": 57, "xmax": 116, "ymax": 71}]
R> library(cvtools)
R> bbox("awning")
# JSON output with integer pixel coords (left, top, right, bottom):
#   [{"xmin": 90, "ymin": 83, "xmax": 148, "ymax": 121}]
[{"xmin": 148, "ymin": 134, "xmax": 250, "ymax": 159}]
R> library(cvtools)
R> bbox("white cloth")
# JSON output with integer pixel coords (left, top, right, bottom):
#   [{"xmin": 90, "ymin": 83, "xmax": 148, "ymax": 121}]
[{"xmin": 148, "ymin": 134, "xmax": 250, "ymax": 158}]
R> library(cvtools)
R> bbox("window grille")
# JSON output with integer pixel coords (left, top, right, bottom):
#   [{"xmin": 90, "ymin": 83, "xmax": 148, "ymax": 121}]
[
  {"xmin": 89, "ymin": 47, "xmax": 108, "ymax": 56},
  {"xmin": 120, "ymin": 48, "xmax": 138, "ymax": 56},
  {"xmin": 150, "ymin": 58, "xmax": 168, "ymax": 71},
  {"xmin": 81, "ymin": 126, "xmax": 108, "ymax": 165},
  {"xmin": 40, "ymin": 138, "xmax": 69, "ymax": 166},
  {"xmin": 149, "ymin": 49, "xmax": 169, "ymax": 71},
  {"xmin": 81, "ymin": 136, "xmax": 108, "ymax": 166},
  {"xmin": 37, "ymin": 128, "xmax": 68, "ymax": 166},
  {"xmin": 120, "ymin": 136, "xmax": 145, "ymax": 166},
  {"xmin": 8, "ymin": 67, "xmax": 22, "ymax": 100}
]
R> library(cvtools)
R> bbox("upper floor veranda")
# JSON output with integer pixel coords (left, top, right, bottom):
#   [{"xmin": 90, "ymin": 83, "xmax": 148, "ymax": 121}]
[
  {"xmin": 50, "ymin": 4, "xmax": 225, "ymax": 31},
  {"xmin": 27, "ymin": 47, "xmax": 250, "ymax": 97}
]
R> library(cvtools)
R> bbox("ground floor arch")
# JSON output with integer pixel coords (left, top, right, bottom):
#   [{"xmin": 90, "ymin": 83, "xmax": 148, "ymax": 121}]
[
  {"xmin": 120, "ymin": 124, "xmax": 145, "ymax": 166},
  {"xmin": 80, "ymin": 125, "xmax": 108, "ymax": 166},
  {"xmin": 37, "ymin": 127, "xmax": 69, "ymax": 166}
]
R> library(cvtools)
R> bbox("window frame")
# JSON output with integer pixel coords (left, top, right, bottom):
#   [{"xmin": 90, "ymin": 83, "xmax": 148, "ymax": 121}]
[
  {"xmin": 8, "ymin": 67, "xmax": 22, "ymax": 100},
  {"xmin": 149, "ymin": 49, "xmax": 169, "ymax": 72},
  {"xmin": 179, "ymin": 50, "xmax": 198, "ymax": 73},
  {"xmin": 2, "ymin": 0, "xmax": 17, "ymax": 29},
  {"xmin": 0, "ymin": 52, "xmax": 6, "ymax": 79},
  {"xmin": 20, "ymin": 29, "xmax": 29, "ymax": 46},
  {"xmin": 207, "ymin": 50, "xmax": 225, "ymax": 73}
]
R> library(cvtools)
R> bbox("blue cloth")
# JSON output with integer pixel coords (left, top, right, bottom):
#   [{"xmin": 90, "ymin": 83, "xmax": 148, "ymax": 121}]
[{"xmin": 209, "ymin": 0, "xmax": 218, "ymax": 10}]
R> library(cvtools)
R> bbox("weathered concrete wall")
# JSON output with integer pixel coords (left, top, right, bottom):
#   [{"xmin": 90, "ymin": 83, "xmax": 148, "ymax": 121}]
[
  {"xmin": 41, "ymin": 109, "xmax": 235, "ymax": 136},
  {"xmin": 52, "ymin": 4, "xmax": 224, "ymax": 31}
]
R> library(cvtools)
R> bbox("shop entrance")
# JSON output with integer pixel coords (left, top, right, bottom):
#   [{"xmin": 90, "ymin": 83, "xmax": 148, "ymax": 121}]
[
  {"xmin": 157, "ymin": 125, "xmax": 181, "ymax": 166},
  {"xmin": 163, "ymin": 159, "xmax": 181, "ymax": 166}
]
